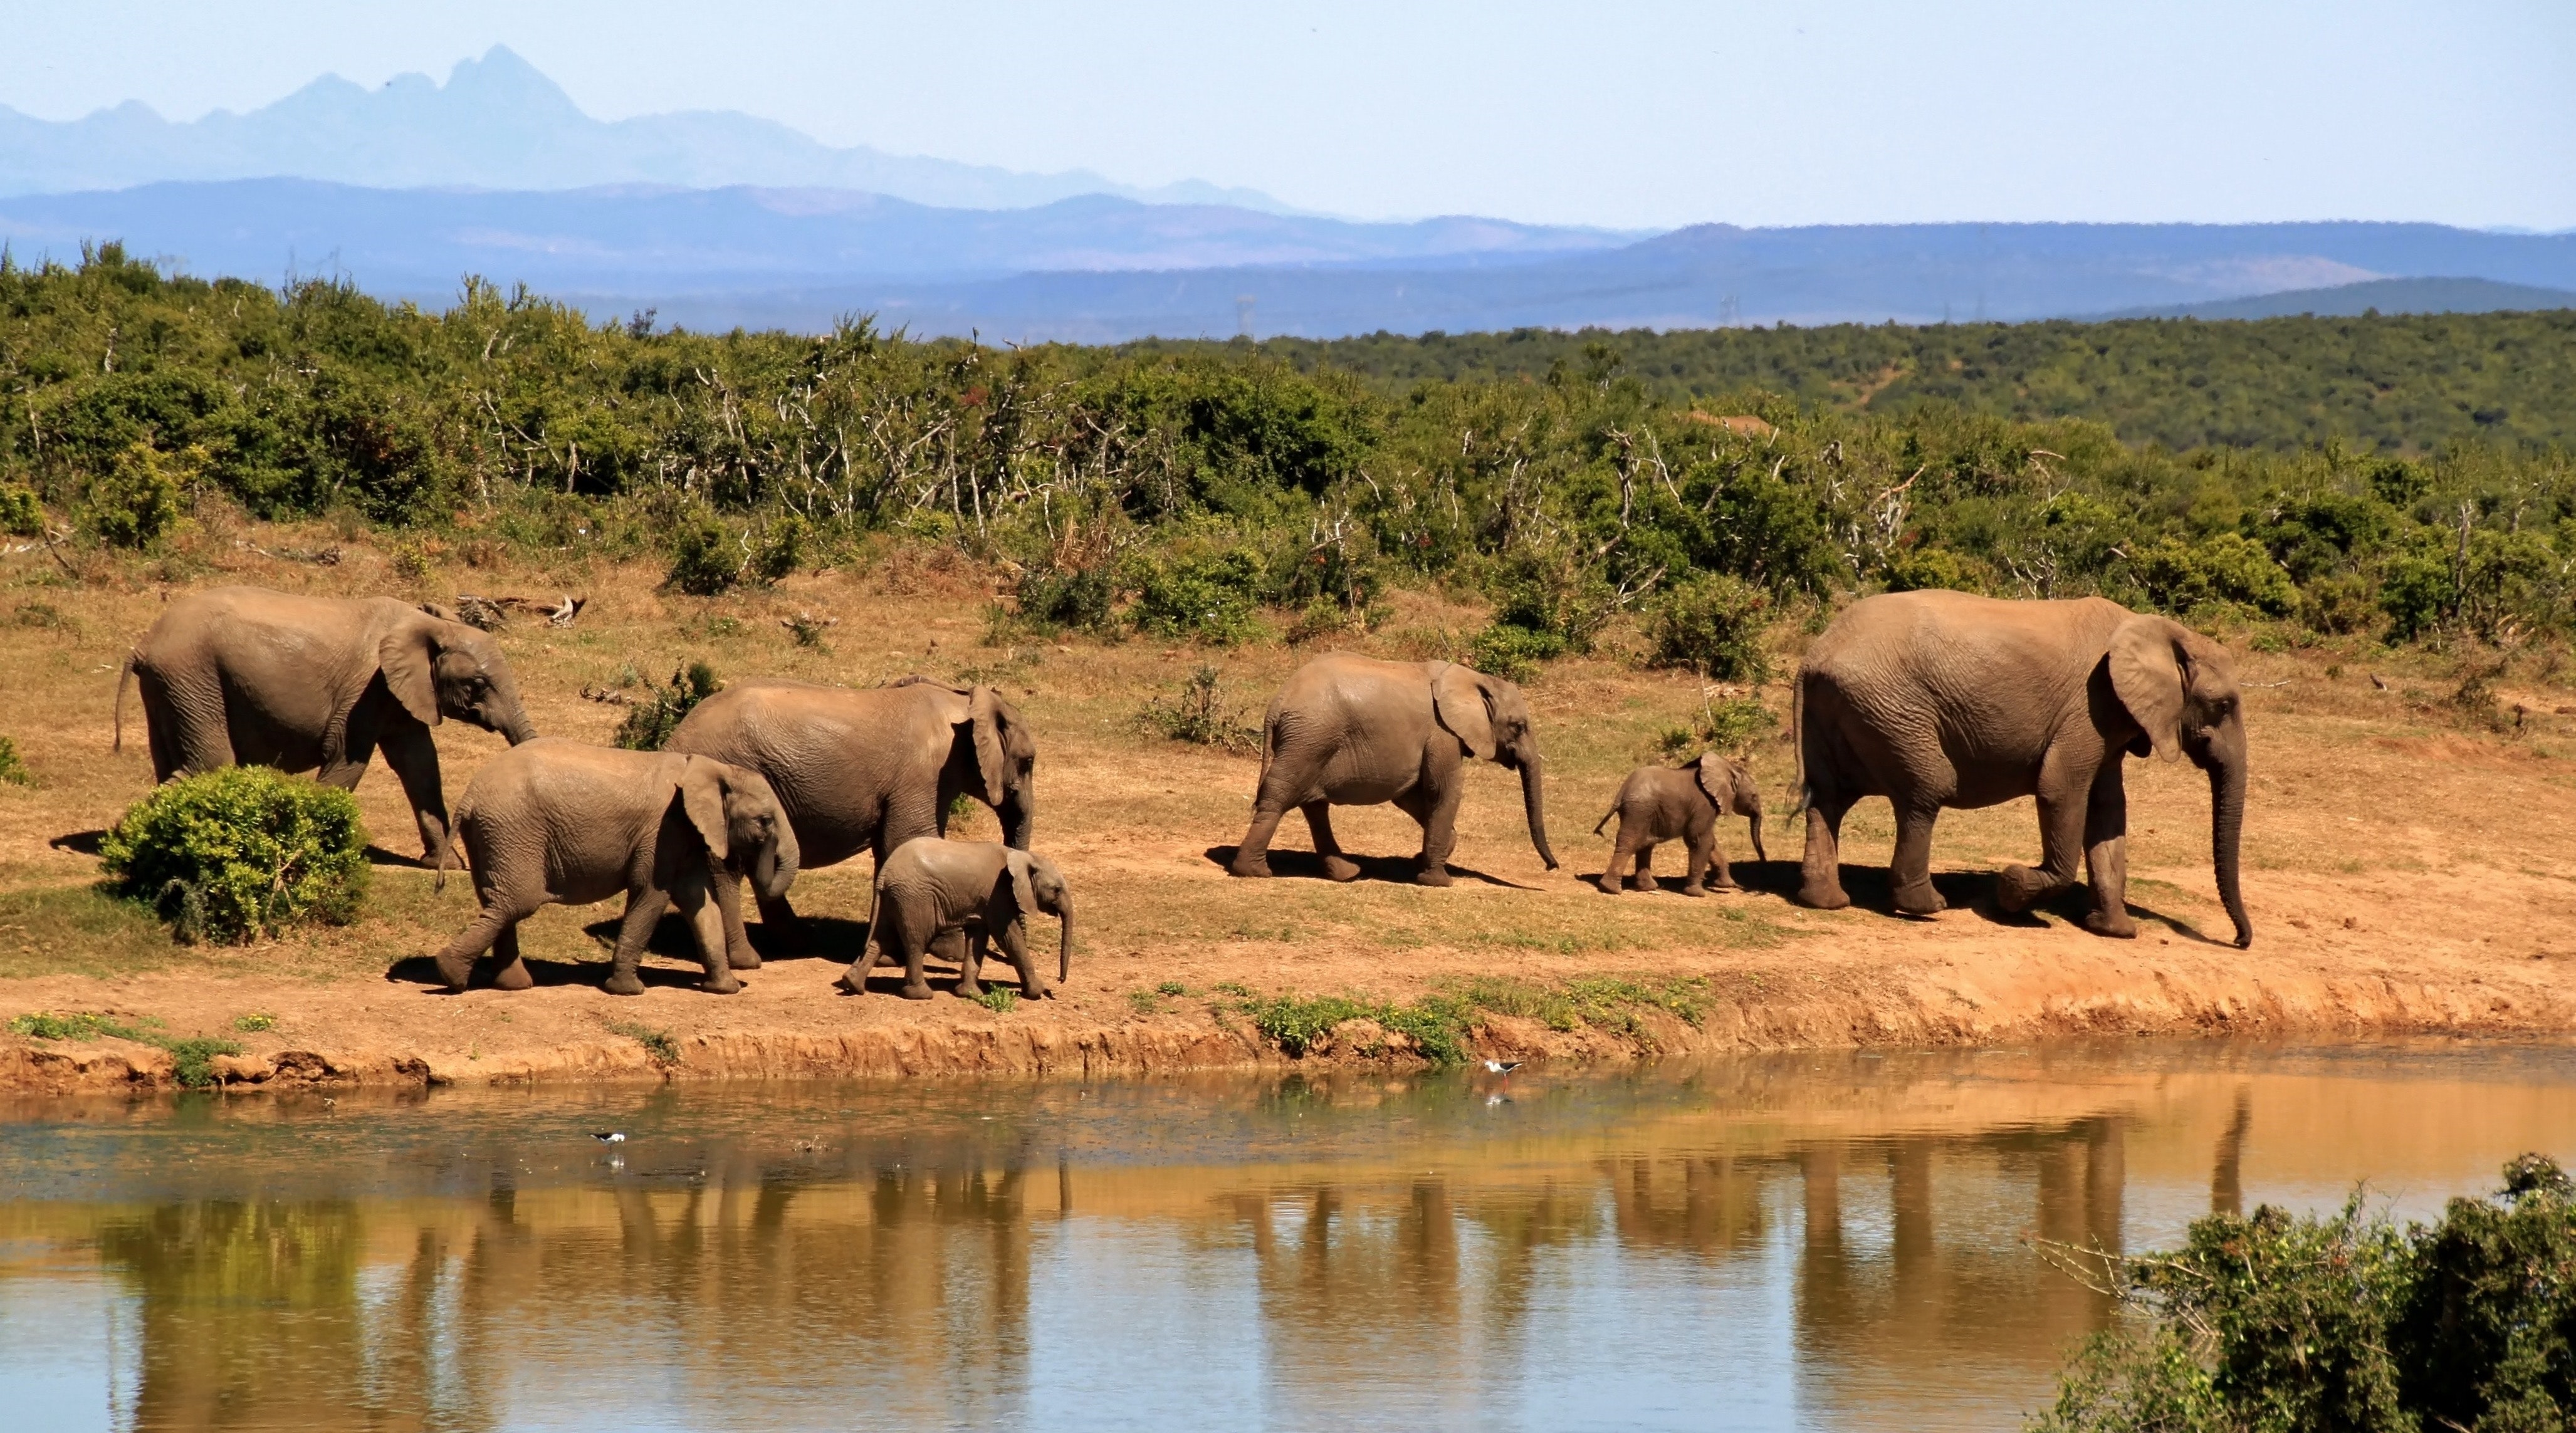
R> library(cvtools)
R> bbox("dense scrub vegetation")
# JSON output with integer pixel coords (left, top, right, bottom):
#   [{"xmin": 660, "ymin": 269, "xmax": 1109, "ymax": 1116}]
[
  {"xmin": 3, "ymin": 244, "xmax": 2570, "ymax": 663},
  {"xmin": 2037, "ymin": 1155, "xmax": 2576, "ymax": 1433}
]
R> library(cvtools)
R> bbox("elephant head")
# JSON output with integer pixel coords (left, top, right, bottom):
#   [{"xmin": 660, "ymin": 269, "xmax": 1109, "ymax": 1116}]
[
  {"xmin": 1690, "ymin": 753, "xmax": 1767, "ymax": 863},
  {"xmin": 1433, "ymin": 664, "xmax": 1560, "ymax": 871},
  {"xmin": 2110, "ymin": 617, "xmax": 2253, "ymax": 948},
  {"xmin": 380, "ymin": 617, "xmax": 537, "ymax": 745},
  {"xmin": 970, "ymin": 685, "xmax": 1039, "ymax": 848},
  {"xmin": 1005, "ymin": 848, "xmax": 1074, "ymax": 988},
  {"xmin": 680, "ymin": 758, "xmax": 800, "ymax": 902}
]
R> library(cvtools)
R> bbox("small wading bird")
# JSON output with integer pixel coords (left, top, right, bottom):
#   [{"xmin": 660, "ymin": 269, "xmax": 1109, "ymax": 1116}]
[
  {"xmin": 590, "ymin": 1131, "xmax": 627, "ymax": 1144},
  {"xmin": 1483, "ymin": 1061, "xmax": 1522, "ymax": 1075}
]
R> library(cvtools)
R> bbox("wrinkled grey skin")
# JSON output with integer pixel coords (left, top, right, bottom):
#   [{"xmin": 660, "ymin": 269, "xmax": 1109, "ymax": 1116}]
[
  {"xmin": 117, "ymin": 585, "xmax": 536, "ymax": 865},
  {"xmin": 668, "ymin": 675, "xmax": 1035, "ymax": 966},
  {"xmin": 1795, "ymin": 590, "xmax": 2253, "ymax": 948},
  {"xmin": 1229, "ymin": 654, "xmax": 1558, "ymax": 886},
  {"xmin": 432, "ymin": 739, "xmax": 799, "ymax": 995},
  {"xmin": 840, "ymin": 838, "xmax": 1072, "ymax": 1002},
  {"xmin": 1591, "ymin": 753, "xmax": 1767, "ymax": 896}
]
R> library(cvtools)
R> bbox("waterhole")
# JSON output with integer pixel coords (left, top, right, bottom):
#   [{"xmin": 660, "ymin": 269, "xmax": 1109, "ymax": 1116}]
[{"xmin": 3, "ymin": 1040, "xmax": 2571, "ymax": 1431}]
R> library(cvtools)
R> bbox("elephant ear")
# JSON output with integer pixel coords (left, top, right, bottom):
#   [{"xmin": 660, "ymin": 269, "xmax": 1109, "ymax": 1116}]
[
  {"xmin": 968, "ymin": 686, "xmax": 1010, "ymax": 808},
  {"xmin": 2109, "ymin": 617, "xmax": 2189, "ymax": 761},
  {"xmin": 377, "ymin": 623, "xmax": 444, "ymax": 727},
  {"xmin": 1004, "ymin": 849, "xmax": 1038, "ymax": 920},
  {"xmin": 678, "ymin": 758, "xmax": 733, "ymax": 863},
  {"xmin": 1693, "ymin": 754, "xmax": 1732, "ymax": 810},
  {"xmin": 1432, "ymin": 664, "xmax": 1497, "ymax": 761}
]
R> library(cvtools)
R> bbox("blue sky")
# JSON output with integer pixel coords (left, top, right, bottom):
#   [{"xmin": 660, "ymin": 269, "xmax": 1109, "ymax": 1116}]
[{"xmin": 1, "ymin": 1, "xmax": 2568, "ymax": 229}]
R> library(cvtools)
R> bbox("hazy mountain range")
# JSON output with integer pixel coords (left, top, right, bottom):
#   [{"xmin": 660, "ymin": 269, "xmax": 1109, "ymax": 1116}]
[
  {"xmin": 2, "ymin": 48, "xmax": 2570, "ymax": 341},
  {"xmin": 0, "ymin": 46, "xmax": 1296, "ymax": 213}
]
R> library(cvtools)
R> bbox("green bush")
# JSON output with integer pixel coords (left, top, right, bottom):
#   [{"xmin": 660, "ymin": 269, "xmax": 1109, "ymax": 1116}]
[
  {"xmin": 98, "ymin": 766, "xmax": 369, "ymax": 944},
  {"xmin": 87, "ymin": 440, "xmax": 191, "ymax": 550},
  {"xmin": 0, "ymin": 735, "xmax": 29, "ymax": 786},
  {"xmin": 1015, "ymin": 564, "xmax": 1116, "ymax": 633},
  {"xmin": 1469, "ymin": 622, "xmax": 1566, "ymax": 683},
  {"xmin": 613, "ymin": 662, "xmax": 722, "ymax": 751},
  {"xmin": 2134, "ymin": 533, "xmax": 2300, "ymax": 617},
  {"xmin": 1655, "ymin": 696, "xmax": 1779, "ymax": 758},
  {"xmin": 0, "ymin": 481, "xmax": 41, "ymax": 536},
  {"xmin": 1138, "ymin": 664, "xmax": 1262, "ymax": 753},
  {"xmin": 2035, "ymin": 1155, "xmax": 2576, "ymax": 1433},
  {"xmin": 1130, "ymin": 547, "xmax": 1264, "ymax": 645},
  {"xmin": 1884, "ymin": 545, "xmax": 1991, "ymax": 594},
  {"xmin": 664, "ymin": 510, "xmax": 761, "ymax": 595},
  {"xmin": 1647, "ymin": 572, "xmax": 1776, "ymax": 682}
]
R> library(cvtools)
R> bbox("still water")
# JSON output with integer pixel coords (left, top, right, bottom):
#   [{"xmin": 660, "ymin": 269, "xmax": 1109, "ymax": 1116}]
[{"xmin": 3, "ymin": 1041, "xmax": 2573, "ymax": 1432}]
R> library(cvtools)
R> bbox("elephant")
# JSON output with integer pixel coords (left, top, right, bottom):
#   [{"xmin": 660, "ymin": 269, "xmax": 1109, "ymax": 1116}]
[
  {"xmin": 666, "ymin": 675, "xmax": 1036, "ymax": 963},
  {"xmin": 431, "ymin": 739, "xmax": 798, "ymax": 995},
  {"xmin": 839, "ymin": 838, "xmax": 1072, "ymax": 1001},
  {"xmin": 1793, "ymin": 590, "xmax": 2253, "ymax": 947},
  {"xmin": 1228, "ymin": 654, "xmax": 1558, "ymax": 885},
  {"xmin": 117, "ymin": 585, "xmax": 536, "ymax": 865},
  {"xmin": 1591, "ymin": 752, "xmax": 1767, "ymax": 896}
]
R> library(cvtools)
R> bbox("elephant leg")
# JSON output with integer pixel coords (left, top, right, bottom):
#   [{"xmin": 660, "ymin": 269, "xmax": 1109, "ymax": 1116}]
[
  {"xmin": 1231, "ymin": 803, "xmax": 1288, "ymax": 878},
  {"xmin": 898, "ymin": 929, "xmax": 936, "ymax": 1001},
  {"xmin": 1997, "ymin": 769, "xmax": 2088, "ymax": 915},
  {"xmin": 1302, "ymin": 801, "xmax": 1361, "ymax": 882},
  {"xmin": 1797, "ymin": 795, "xmax": 1855, "ymax": 910},
  {"xmin": 1707, "ymin": 831, "xmax": 1737, "ymax": 892},
  {"xmin": 489, "ymin": 923, "xmax": 532, "ymax": 991},
  {"xmin": 753, "ymin": 889, "xmax": 810, "ymax": 954},
  {"xmin": 1690, "ymin": 831, "xmax": 1728, "ymax": 895},
  {"xmin": 1596, "ymin": 826, "xmax": 1631, "ymax": 895},
  {"xmin": 1631, "ymin": 842, "xmax": 1658, "ymax": 893},
  {"xmin": 674, "ymin": 871, "xmax": 740, "ymax": 995},
  {"xmin": 434, "ymin": 902, "xmax": 521, "ymax": 991},
  {"xmin": 2081, "ymin": 766, "xmax": 2137, "ymax": 939},
  {"xmin": 1413, "ymin": 777, "xmax": 1464, "ymax": 887},
  {"xmin": 956, "ymin": 925, "xmax": 987, "ymax": 999},
  {"xmin": 605, "ymin": 887, "xmax": 672, "ymax": 997},
  {"xmin": 835, "ymin": 923, "xmax": 886, "ymax": 996},
  {"xmin": 1889, "ymin": 798, "xmax": 1947, "ymax": 915},
  {"xmin": 377, "ymin": 722, "xmax": 451, "ymax": 866},
  {"xmin": 710, "ymin": 870, "xmax": 760, "ymax": 971},
  {"xmin": 998, "ymin": 919, "xmax": 1047, "ymax": 1000}
]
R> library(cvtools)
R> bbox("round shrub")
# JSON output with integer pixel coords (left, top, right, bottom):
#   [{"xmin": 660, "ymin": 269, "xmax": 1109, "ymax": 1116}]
[
  {"xmin": 1647, "ymin": 573, "xmax": 1775, "ymax": 683},
  {"xmin": 100, "ymin": 766, "xmax": 369, "ymax": 944}
]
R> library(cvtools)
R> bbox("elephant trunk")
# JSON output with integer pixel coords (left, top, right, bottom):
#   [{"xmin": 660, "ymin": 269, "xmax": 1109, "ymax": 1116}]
[
  {"xmin": 1055, "ymin": 893, "xmax": 1074, "ymax": 984},
  {"xmin": 496, "ymin": 701, "xmax": 537, "ymax": 747},
  {"xmin": 1519, "ymin": 756, "xmax": 1559, "ymax": 871},
  {"xmin": 2207, "ymin": 749, "xmax": 2252, "ymax": 949},
  {"xmin": 758, "ymin": 824, "xmax": 800, "ymax": 903},
  {"xmin": 999, "ymin": 785, "xmax": 1034, "ymax": 851},
  {"xmin": 1747, "ymin": 807, "xmax": 1767, "ymax": 865}
]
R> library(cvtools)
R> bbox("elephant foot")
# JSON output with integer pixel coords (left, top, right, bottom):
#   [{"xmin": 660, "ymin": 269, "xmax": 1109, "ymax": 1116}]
[
  {"xmin": 1709, "ymin": 877, "xmax": 1739, "ymax": 892},
  {"xmin": 701, "ymin": 974, "xmax": 743, "ymax": 995},
  {"xmin": 492, "ymin": 959, "xmax": 533, "ymax": 992},
  {"xmin": 955, "ymin": 979, "xmax": 983, "ymax": 999},
  {"xmin": 1025, "ymin": 983, "xmax": 1055, "ymax": 1001},
  {"xmin": 1796, "ymin": 883, "xmax": 1852, "ymax": 911},
  {"xmin": 1594, "ymin": 875, "xmax": 1622, "ymax": 895},
  {"xmin": 728, "ymin": 947, "xmax": 762, "ymax": 972},
  {"xmin": 1628, "ymin": 875, "xmax": 1657, "ymax": 892},
  {"xmin": 433, "ymin": 957, "xmax": 474, "ymax": 993},
  {"xmin": 834, "ymin": 968, "xmax": 869, "ymax": 996},
  {"xmin": 2083, "ymin": 909, "xmax": 2139, "ymax": 940},
  {"xmin": 1892, "ymin": 882, "xmax": 1947, "ymax": 917},
  {"xmin": 1415, "ymin": 864, "xmax": 1455, "ymax": 888},
  {"xmin": 898, "ymin": 980, "xmax": 936, "ymax": 1001},
  {"xmin": 1228, "ymin": 857, "xmax": 1272, "ymax": 879},
  {"xmin": 1992, "ymin": 864, "xmax": 2055, "ymax": 914},
  {"xmin": 1680, "ymin": 884, "xmax": 1706, "ymax": 898},
  {"xmin": 1320, "ymin": 853, "xmax": 1362, "ymax": 883},
  {"xmin": 603, "ymin": 971, "xmax": 647, "ymax": 997}
]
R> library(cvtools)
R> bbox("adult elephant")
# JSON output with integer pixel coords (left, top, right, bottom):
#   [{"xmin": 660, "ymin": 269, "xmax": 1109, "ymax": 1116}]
[
  {"xmin": 117, "ymin": 585, "xmax": 537, "ymax": 865},
  {"xmin": 666, "ymin": 675, "xmax": 1035, "ymax": 962},
  {"xmin": 1228, "ymin": 654, "xmax": 1558, "ymax": 885},
  {"xmin": 1793, "ymin": 590, "xmax": 2253, "ymax": 947}
]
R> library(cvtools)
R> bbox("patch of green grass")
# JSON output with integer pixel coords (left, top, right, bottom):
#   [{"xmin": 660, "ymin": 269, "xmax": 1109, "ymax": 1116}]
[
  {"xmin": 232, "ymin": 1012, "xmax": 276, "ymax": 1033},
  {"xmin": 1155, "ymin": 979, "xmax": 1188, "ymax": 997},
  {"xmin": 7, "ymin": 1008, "xmax": 242, "ymax": 1087},
  {"xmin": 1237, "ymin": 974, "xmax": 1719, "ymax": 1066},
  {"xmin": 1213, "ymin": 981, "xmax": 1253, "ymax": 998},
  {"xmin": 0, "ymin": 885, "xmax": 179, "ymax": 980},
  {"xmin": 1126, "ymin": 989, "xmax": 1163, "ymax": 1016},
  {"xmin": 604, "ymin": 1018, "xmax": 680, "ymax": 1068},
  {"xmin": 971, "ymin": 987, "xmax": 1017, "ymax": 1014}
]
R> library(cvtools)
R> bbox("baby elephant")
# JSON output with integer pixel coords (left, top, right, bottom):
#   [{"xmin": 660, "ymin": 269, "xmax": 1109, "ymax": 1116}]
[
  {"xmin": 434, "ymin": 739, "xmax": 798, "ymax": 995},
  {"xmin": 842, "ymin": 838, "xmax": 1073, "ymax": 1001},
  {"xmin": 1593, "ymin": 752, "xmax": 1767, "ymax": 896}
]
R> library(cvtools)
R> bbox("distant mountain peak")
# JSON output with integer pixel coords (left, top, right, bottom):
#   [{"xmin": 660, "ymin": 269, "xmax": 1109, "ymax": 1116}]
[{"xmin": 0, "ymin": 47, "xmax": 1299, "ymax": 214}]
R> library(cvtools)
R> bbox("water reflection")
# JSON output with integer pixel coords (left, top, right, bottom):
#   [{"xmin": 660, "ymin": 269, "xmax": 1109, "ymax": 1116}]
[{"xmin": 5, "ymin": 1042, "xmax": 2574, "ymax": 1432}]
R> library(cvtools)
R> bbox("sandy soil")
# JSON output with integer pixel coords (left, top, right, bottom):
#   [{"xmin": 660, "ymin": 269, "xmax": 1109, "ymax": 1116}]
[{"xmin": 4, "ymin": 523, "xmax": 2574, "ymax": 1091}]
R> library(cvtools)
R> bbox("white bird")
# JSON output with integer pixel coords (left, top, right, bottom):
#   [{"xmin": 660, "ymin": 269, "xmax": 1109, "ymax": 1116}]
[
  {"xmin": 1483, "ymin": 1060, "xmax": 1522, "ymax": 1075},
  {"xmin": 590, "ymin": 1131, "xmax": 627, "ymax": 1144}
]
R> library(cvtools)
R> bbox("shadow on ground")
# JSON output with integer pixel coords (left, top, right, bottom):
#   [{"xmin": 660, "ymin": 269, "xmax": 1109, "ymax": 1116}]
[{"xmin": 1203, "ymin": 845, "xmax": 1532, "ymax": 889}]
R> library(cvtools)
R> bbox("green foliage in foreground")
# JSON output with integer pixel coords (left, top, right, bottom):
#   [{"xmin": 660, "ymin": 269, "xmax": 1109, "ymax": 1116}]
[
  {"xmin": 612, "ymin": 662, "xmax": 722, "ymax": 751},
  {"xmin": 2034, "ymin": 1155, "xmax": 2576, "ymax": 1433},
  {"xmin": 3, "ymin": 246, "xmax": 2572, "ymax": 660},
  {"xmin": 98, "ymin": 766, "xmax": 368, "ymax": 944},
  {"xmin": 603, "ymin": 1018, "xmax": 680, "ymax": 1067},
  {"xmin": 6, "ymin": 1009, "xmax": 243, "ymax": 1087},
  {"xmin": 1240, "ymin": 976, "xmax": 1713, "ymax": 1065}
]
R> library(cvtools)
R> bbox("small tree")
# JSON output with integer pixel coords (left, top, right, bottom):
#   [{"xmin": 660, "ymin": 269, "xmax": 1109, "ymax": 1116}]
[
  {"xmin": 614, "ymin": 663, "xmax": 723, "ymax": 750},
  {"xmin": 1648, "ymin": 573, "xmax": 1774, "ymax": 683},
  {"xmin": 88, "ymin": 441, "xmax": 192, "ymax": 550}
]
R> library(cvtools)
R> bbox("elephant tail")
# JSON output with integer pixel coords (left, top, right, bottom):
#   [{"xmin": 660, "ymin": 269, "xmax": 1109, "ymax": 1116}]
[
  {"xmin": 434, "ymin": 794, "xmax": 471, "ymax": 894},
  {"xmin": 1592, "ymin": 804, "xmax": 1618, "ymax": 837},
  {"xmin": 113, "ymin": 655, "xmax": 136, "ymax": 752},
  {"xmin": 1787, "ymin": 669, "xmax": 1809, "ymax": 819}
]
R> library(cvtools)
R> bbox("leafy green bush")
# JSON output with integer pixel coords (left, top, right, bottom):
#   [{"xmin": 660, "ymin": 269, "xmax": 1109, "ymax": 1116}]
[
  {"xmin": 0, "ymin": 735, "xmax": 29, "ymax": 786},
  {"xmin": 1647, "ymin": 573, "xmax": 1776, "ymax": 682},
  {"xmin": 1014, "ymin": 564, "xmax": 1116, "ymax": 633},
  {"xmin": 1469, "ymin": 622, "xmax": 1565, "ymax": 682},
  {"xmin": 1130, "ymin": 547, "xmax": 1264, "ymax": 645},
  {"xmin": 87, "ymin": 440, "xmax": 192, "ymax": 550},
  {"xmin": 1490, "ymin": 548, "xmax": 1617, "ymax": 657},
  {"xmin": 2134, "ymin": 533, "xmax": 2299, "ymax": 617},
  {"xmin": 2035, "ymin": 1155, "xmax": 2576, "ymax": 1433},
  {"xmin": 612, "ymin": 662, "xmax": 722, "ymax": 751},
  {"xmin": 1656, "ymin": 696, "xmax": 1779, "ymax": 758},
  {"xmin": 666, "ymin": 511, "xmax": 738, "ymax": 595},
  {"xmin": 0, "ymin": 481, "xmax": 41, "ymax": 536},
  {"xmin": 1884, "ymin": 545, "xmax": 1991, "ymax": 594},
  {"xmin": 98, "ymin": 766, "xmax": 368, "ymax": 944},
  {"xmin": 1138, "ymin": 664, "xmax": 1262, "ymax": 753}
]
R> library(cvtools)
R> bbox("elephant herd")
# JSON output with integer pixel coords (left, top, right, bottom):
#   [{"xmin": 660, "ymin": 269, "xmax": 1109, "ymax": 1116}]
[{"xmin": 110, "ymin": 581, "xmax": 2253, "ymax": 1003}]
